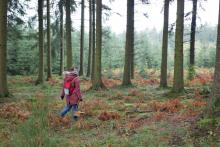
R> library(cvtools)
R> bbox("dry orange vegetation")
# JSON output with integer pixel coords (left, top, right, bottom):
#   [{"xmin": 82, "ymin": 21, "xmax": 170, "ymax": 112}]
[
  {"xmin": 0, "ymin": 68, "xmax": 218, "ymax": 146},
  {"xmin": 0, "ymin": 103, "xmax": 30, "ymax": 122},
  {"xmin": 150, "ymin": 99, "xmax": 183, "ymax": 113},
  {"xmin": 48, "ymin": 112, "xmax": 72, "ymax": 128},
  {"xmin": 98, "ymin": 111, "xmax": 121, "ymax": 121},
  {"xmin": 187, "ymin": 68, "xmax": 214, "ymax": 86}
]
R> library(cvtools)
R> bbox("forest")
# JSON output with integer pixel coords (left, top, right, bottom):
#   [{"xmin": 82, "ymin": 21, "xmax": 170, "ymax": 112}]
[{"xmin": 0, "ymin": 0, "xmax": 220, "ymax": 146}]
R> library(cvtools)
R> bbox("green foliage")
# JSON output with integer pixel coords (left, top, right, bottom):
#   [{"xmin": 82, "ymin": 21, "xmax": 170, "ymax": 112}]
[
  {"xmin": 197, "ymin": 118, "xmax": 220, "ymax": 129},
  {"xmin": 8, "ymin": 0, "xmax": 26, "ymax": 27},
  {"xmin": 200, "ymin": 84, "xmax": 211, "ymax": 97},
  {"xmin": 6, "ymin": 12, "xmax": 217, "ymax": 76},
  {"xmin": 12, "ymin": 98, "xmax": 56, "ymax": 146},
  {"xmin": 135, "ymin": 30, "xmax": 162, "ymax": 69},
  {"xmin": 102, "ymin": 27, "xmax": 125, "ymax": 70},
  {"xmin": 2, "ymin": 75, "xmax": 220, "ymax": 146},
  {"xmin": 188, "ymin": 65, "xmax": 196, "ymax": 80},
  {"xmin": 194, "ymin": 117, "xmax": 220, "ymax": 146},
  {"xmin": 195, "ymin": 25, "xmax": 217, "ymax": 68},
  {"xmin": 196, "ymin": 43, "xmax": 216, "ymax": 67},
  {"xmin": 7, "ymin": 26, "xmax": 38, "ymax": 75}
]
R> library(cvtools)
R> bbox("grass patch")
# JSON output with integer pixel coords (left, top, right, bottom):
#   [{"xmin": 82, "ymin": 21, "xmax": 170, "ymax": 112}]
[{"xmin": 0, "ymin": 75, "xmax": 218, "ymax": 146}]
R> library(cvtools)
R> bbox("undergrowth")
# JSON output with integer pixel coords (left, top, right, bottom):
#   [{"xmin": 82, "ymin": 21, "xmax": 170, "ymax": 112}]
[{"xmin": 0, "ymin": 69, "xmax": 219, "ymax": 146}]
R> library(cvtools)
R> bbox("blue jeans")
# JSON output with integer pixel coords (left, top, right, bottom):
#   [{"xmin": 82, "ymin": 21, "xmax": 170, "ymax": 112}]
[{"xmin": 60, "ymin": 104, "xmax": 78, "ymax": 121}]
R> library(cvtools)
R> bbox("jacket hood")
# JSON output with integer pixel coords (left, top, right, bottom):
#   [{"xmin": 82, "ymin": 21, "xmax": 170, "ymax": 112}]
[{"xmin": 63, "ymin": 69, "xmax": 79, "ymax": 76}]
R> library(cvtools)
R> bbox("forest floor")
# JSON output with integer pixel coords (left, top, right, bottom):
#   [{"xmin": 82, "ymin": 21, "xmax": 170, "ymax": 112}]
[{"xmin": 0, "ymin": 69, "xmax": 220, "ymax": 146}]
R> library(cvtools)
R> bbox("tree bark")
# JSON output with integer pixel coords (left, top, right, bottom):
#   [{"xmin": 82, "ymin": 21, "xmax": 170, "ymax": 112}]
[
  {"xmin": 59, "ymin": 0, "xmax": 64, "ymax": 76},
  {"xmin": 188, "ymin": 0, "xmax": 198, "ymax": 80},
  {"xmin": 92, "ymin": 0, "xmax": 104, "ymax": 89},
  {"xmin": 87, "ymin": 0, "xmax": 92, "ymax": 77},
  {"xmin": 160, "ymin": 0, "xmax": 169, "ymax": 88},
  {"xmin": 131, "ymin": 36, "xmax": 134, "ymax": 79},
  {"xmin": 91, "ymin": 0, "xmax": 96, "ymax": 80},
  {"xmin": 130, "ymin": 1, "xmax": 135, "ymax": 80},
  {"xmin": 66, "ymin": 0, "xmax": 73, "ymax": 69},
  {"xmin": 47, "ymin": 0, "xmax": 52, "ymax": 80},
  {"xmin": 79, "ymin": 0, "xmax": 85, "ymax": 76},
  {"xmin": 36, "ymin": 0, "xmax": 44, "ymax": 84},
  {"xmin": 122, "ymin": 0, "xmax": 134, "ymax": 86},
  {"xmin": 173, "ymin": 0, "xmax": 184, "ymax": 92},
  {"xmin": 210, "ymin": 0, "xmax": 220, "ymax": 113},
  {"xmin": 0, "ymin": 0, "xmax": 9, "ymax": 97}
]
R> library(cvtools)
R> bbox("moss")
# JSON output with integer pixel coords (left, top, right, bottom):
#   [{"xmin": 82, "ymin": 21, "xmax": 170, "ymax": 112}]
[{"xmin": 188, "ymin": 65, "xmax": 196, "ymax": 80}]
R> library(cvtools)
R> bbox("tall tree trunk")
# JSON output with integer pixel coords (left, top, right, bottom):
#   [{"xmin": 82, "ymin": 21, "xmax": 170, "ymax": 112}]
[
  {"xmin": 36, "ymin": 0, "xmax": 44, "ymax": 84},
  {"xmin": 122, "ymin": 0, "xmax": 134, "ymax": 86},
  {"xmin": 47, "ymin": 0, "xmax": 52, "ymax": 80},
  {"xmin": 0, "ymin": 0, "xmax": 9, "ymax": 97},
  {"xmin": 66, "ymin": 0, "xmax": 72, "ymax": 69},
  {"xmin": 79, "ymin": 0, "xmax": 85, "ymax": 76},
  {"xmin": 92, "ymin": 0, "xmax": 104, "ymax": 89},
  {"xmin": 209, "ymin": 0, "xmax": 220, "ymax": 114},
  {"xmin": 87, "ymin": 0, "xmax": 92, "ymax": 77},
  {"xmin": 59, "ymin": 0, "xmax": 64, "ymax": 76},
  {"xmin": 188, "ymin": 0, "xmax": 198, "ymax": 80},
  {"xmin": 131, "ymin": 36, "xmax": 134, "ymax": 79},
  {"xmin": 91, "ymin": 0, "xmax": 96, "ymax": 80},
  {"xmin": 173, "ymin": 0, "xmax": 184, "ymax": 92},
  {"xmin": 160, "ymin": 0, "xmax": 169, "ymax": 88}
]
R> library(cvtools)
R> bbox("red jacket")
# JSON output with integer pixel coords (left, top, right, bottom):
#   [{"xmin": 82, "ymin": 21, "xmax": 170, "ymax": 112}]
[{"xmin": 60, "ymin": 74, "xmax": 82, "ymax": 105}]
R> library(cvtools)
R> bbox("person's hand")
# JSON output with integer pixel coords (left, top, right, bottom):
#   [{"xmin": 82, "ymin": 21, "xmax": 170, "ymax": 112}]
[{"xmin": 60, "ymin": 96, "xmax": 64, "ymax": 100}]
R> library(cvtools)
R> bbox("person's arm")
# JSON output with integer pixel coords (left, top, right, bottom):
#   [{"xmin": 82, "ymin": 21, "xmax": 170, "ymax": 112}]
[
  {"xmin": 72, "ymin": 78, "xmax": 82, "ymax": 99},
  {"xmin": 72, "ymin": 78, "xmax": 79, "ymax": 93},
  {"xmin": 60, "ymin": 81, "xmax": 65, "ymax": 99}
]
